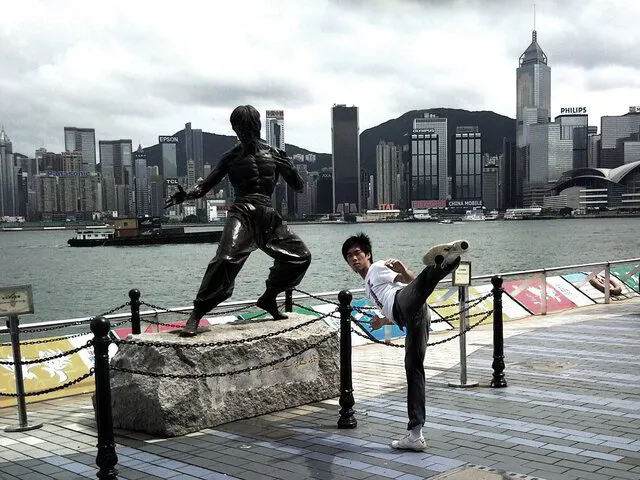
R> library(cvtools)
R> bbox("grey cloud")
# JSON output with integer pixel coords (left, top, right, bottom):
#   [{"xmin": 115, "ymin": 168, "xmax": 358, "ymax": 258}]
[{"xmin": 139, "ymin": 75, "xmax": 313, "ymax": 109}]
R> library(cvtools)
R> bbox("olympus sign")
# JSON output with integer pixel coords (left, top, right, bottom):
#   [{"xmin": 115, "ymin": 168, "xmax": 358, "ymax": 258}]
[
  {"xmin": 158, "ymin": 136, "xmax": 178, "ymax": 143},
  {"xmin": 560, "ymin": 107, "xmax": 587, "ymax": 114}
]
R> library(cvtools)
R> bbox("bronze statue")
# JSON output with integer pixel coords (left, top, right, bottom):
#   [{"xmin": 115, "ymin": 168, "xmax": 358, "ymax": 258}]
[{"xmin": 165, "ymin": 105, "xmax": 312, "ymax": 337}]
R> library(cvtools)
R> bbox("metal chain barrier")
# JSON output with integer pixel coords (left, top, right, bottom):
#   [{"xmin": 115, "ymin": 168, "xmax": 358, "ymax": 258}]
[
  {"xmin": 0, "ymin": 302, "xmax": 131, "ymax": 337},
  {"xmin": 0, "ymin": 369, "xmax": 95, "ymax": 397},
  {"xmin": 293, "ymin": 288, "xmax": 341, "ymax": 306},
  {"xmin": 111, "ymin": 333, "xmax": 336, "ymax": 379},
  {"xmin": 138, "ymin": 300, "xmax": 284, "ymax": 323},
  {"xmin": 1, "ymin": 331, "xmax": 89, "ymax": 347},
  {"xmin": 352, "ymin": 292, "xmax": 492, "ymax": 324},
  {"xmin": 292, "ymin": 302, "xmax": 337, "ymax": 316},
  {"xmin": 0, "ymin": 341, "xmax": 93, "ymax": 365},
  {"xmin": 351, "ymin": 309, "xmax": 493, "ymax": 348},
  {"xmin": 115, "ymin": 310, "xmax": 333, "ymax": 349}
]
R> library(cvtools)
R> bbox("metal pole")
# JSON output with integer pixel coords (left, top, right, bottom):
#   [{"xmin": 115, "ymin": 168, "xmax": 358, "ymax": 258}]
[
  {"xmin": 285, "ymin": 289, "xmax": 293, "ymax": 313},
  {"xmin": 604, "ymin": 263, "xmax": 611, "ymax": 304},
  {"xmin": 540, "ymin": 271, "xmax": 548, "ymax": 315},
  {"xmin": 4, "ymin": 315, "xmax": 43, "ymax": 433},
  {"xmin": 91, "ymin": 316, "xmax": 119, "ymax": 479},
  {"xmin": 337, "ymin": 290, "xmax": 357, "ymax": 429},
  {"xmin": 128, "ymin": 289, "xmax": 141, "ymax": 335},
  {"xmin": 448, "ymin": 286, "xmax": 478, "ymax": 388},
  {"xmin": 490, "ymin": 276, "xmax": 507, "ymax": 388}
]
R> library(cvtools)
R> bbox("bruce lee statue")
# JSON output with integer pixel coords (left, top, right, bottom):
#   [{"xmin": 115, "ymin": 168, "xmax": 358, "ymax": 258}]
[{"xmin": 165, "ymin": 105, "xmax": 312, "ymax": 337}]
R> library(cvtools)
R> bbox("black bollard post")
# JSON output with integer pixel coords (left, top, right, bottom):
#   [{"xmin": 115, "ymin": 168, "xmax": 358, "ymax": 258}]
[
  {"xmin": 90, "ymin": 316, "xmax": 119, "ymax": 479},
  {"xmin": 490, "ymin": 276, "xmax": 507, "ymax": 388},
  {"xmin": 129, "ymin": 289, "xmax": 141, "ymax": 335},
  {"xmin": 337, "ymin": 290, "xmax": 357, "ymax": 429},
  {"xmin": 285, "ymin": 289, "xmax": 293, "ymax": 313}
]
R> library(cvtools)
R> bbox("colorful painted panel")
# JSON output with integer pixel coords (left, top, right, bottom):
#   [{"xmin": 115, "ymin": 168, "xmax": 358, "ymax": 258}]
[
  {"xmin": 563, "ymin": 270, "xmax": 638, "ymax": 303},
  {"xmin": 611, "ymin": 264, "xmax": 640, "ymax": 292},
  {"xmin": 502, "ymin": 277, "xmax": 578, "ymax": 315},
  {"xmin": 472, "ymin": 284, "xmax": 532, "ymax": 320},
  {"xmin": 0, "ymin": 335, "xmax": 94, "ymax": 407},
  {"xmin": 546, "ymin": 276, "xmax": 595, "ymax": 307}
]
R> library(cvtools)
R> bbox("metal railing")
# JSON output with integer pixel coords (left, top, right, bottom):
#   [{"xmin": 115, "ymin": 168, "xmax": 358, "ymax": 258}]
[{"xmin": 1, "ymin": 257, "xmax": 639, "ymax": 335}]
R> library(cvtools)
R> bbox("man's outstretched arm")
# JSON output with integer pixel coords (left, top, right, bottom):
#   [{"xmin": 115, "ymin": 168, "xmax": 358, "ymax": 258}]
[{"xmin": 273, "ymin": 148, "xmax": 304, "ymax": 192}]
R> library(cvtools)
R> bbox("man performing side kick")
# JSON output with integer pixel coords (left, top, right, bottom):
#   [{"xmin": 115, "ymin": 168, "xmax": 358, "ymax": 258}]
[
  {"xmin": 342, "ymin": 233, "xmax": 468, "ymax": 451},
  {"xmin": 165, "ymin": 105, "xmax": 312, "ymax": 337}
]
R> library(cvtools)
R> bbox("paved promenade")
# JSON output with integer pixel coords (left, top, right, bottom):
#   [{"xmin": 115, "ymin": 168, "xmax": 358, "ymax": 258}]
[{"xmin": 1, "ymin": 299, "xmax": 639, "ymax": 480}]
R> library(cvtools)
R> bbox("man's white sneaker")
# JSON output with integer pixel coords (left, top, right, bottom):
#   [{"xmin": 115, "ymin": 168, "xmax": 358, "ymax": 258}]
[
  {"xmin": 422, "ymin": 240, "xmax": 469, "ymax": 267},
  {"xmin": 390, "ymin": 435, "xmax": 427, "ymax": 451}
]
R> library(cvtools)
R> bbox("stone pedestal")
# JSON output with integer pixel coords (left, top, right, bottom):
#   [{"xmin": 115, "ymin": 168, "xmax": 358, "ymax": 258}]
[{"xmin": 109, "ymin": 313, "xmax": 339, "ymax": 436}]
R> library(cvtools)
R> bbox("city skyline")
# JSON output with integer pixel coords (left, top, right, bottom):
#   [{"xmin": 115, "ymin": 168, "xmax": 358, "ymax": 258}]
[{"xmin": 1, "ymin": 0, "xmax": 638, "ymax": 156}]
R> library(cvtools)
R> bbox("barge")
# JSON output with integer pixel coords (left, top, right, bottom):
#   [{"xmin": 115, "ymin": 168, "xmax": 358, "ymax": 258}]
[{"xmin": 67, "ymin": 217, "xmax": 222, "ymax": 247}]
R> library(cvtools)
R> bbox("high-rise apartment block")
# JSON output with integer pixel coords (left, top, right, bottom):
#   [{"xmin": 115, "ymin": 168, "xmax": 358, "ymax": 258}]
[{"xmin": 64, "ymin": 127, "xmax": 96, "ymax": 173}]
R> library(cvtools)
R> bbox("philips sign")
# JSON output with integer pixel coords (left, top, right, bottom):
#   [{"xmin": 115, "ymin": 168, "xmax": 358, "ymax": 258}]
[
  {"xmin": 560, "ymin": 107, "xmax": 587, "ymax": 114},
  {"xmin": 159, "ymin": 136, "xmax": 178, "ymax": 143}
]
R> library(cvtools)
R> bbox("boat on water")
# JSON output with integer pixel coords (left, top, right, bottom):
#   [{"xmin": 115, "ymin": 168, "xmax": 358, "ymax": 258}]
[
  {"xmin": 438, "ymin": 219, "xmax": 454, "ymax": 224},
  {"xmin": 485, "ymin": 210, "xmax": 500, "ymax": 221},
  {"xmin": 462, "ymin": 208, "xmax": 486, "ymax": 221},
  {"xmin": 67, "ymin": 217, "xmax": 223, "ymax": 247}
]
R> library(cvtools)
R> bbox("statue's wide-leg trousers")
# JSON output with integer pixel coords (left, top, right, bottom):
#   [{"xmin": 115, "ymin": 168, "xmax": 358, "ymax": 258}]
[{"xmin": 192, "ymin": 204, "xmax": 311, "ymax": 318}]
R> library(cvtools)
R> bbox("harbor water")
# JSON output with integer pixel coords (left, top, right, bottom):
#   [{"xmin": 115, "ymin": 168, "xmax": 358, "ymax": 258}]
[{"xmin": 1, "ymin": 217, "xmax": 639, "ymax": 325}]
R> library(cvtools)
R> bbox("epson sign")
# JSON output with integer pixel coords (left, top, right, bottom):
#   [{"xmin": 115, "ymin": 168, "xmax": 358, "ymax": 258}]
[
  {"xmin": 159, "ymin": 136, "xmax": 178, "ymax": 143},
  {"xmin": 560, "ymin": 107, "xmax": 587, "ymax": 114}
]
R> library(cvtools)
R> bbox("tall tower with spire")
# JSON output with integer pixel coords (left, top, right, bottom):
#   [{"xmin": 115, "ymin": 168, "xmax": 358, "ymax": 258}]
[
  {"xmin": 0, "ymin": 126, "xmax": 17, "ymax": 216},
  {"xmin": 515, "ymin": 5, "xmax": 551, "ymax": 205}
]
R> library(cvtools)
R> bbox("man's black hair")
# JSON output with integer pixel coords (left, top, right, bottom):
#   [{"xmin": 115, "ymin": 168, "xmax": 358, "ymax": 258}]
[
  {"xmin": 230, "ymin": 105, "xmax": 261, "ymax": 138},
  {"xmin": 342, "ymin": 232, "xmax": 373, "ymax": 262}
]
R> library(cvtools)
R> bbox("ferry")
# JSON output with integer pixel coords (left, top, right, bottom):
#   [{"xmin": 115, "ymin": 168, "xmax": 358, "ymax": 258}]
[
  {"xmin": 462, "ymin": 208, "xmax": 486, "ymax": 221},
  {"xmin": 485, "ymin": 210, "xmax": 500, "ymax": 221},
  {"xmin": 504, "ymin": 207, "xmax": 543, "ymax": 220}
]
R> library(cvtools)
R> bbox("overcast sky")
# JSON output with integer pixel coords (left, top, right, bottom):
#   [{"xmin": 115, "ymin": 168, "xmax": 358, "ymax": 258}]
[{"xmin": 1, "ymin": 0, "xmax": 639, "ymax": 157}]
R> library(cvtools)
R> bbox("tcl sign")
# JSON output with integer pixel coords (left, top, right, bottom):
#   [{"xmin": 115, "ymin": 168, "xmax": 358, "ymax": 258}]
[
  {"xmin": 166, "ymin": 178, "xmax": 179, "ymax": 185},
  {"xmin": 159, "ymin": 136, "xmax": 178, "ymax": 143}
]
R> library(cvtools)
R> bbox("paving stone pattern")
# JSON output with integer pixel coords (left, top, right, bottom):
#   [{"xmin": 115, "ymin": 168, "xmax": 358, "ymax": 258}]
[{"xmin": 1, "ymin": 300, "xmax": 639, "ymax": 479}]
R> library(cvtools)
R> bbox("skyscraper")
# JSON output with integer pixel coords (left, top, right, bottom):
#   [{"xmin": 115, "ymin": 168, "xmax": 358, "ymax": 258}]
[
  {"xmin": 375, "ymin": 141, "xmax": 401, "ymax": 206},
  {"xmin": 265, "ymin": 110, "xmax": 288, "ymax": 215},
  {"xmin": 64, "ymin": 127, "xmax": 97, "ymax": 173},
  {"xmin": 451, "ymin": 126, "xmax": 482, "ymax": 200},
  {"xmin": 99, "ymin": 139, "xmax": 132, "ymax": 214},
  {"xmin": 516, "ymin": 20, "xmax": 551, "ymax": 205},
  {"xmin": 265, "ymin": 110, "xmax": 285, "ymax": 150},
  {"xmin": 134, "ymin": 145, "xmax": 150, "ymax": 216},
  {"xmin": 332, "ymin": 104, "xmax": 360, "ymax": 213},
  {"xmin": 413, "ymin": 114, "xmax": 448, "ymax": 200},
  {"xmin": 600, "ymin": 110, "xmax": 640, "ymax": 167},
  {"xmin": 184, "ymin": 122, "xmax": 204, "ymax": 178},
  {"xmin": 0, "ymin": 127, "xmax": 17, "ymax": 216}
]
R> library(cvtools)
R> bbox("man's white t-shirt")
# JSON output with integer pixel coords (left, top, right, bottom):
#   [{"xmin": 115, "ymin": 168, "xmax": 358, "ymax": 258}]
[{"xmin": 364, "ymin": 260, "xmax": 406, "ymax": 322}]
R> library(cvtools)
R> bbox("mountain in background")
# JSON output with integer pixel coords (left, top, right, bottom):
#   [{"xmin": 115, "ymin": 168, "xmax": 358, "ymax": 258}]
[
  {"xmin": 359, "ymin": 108, "xmax": 516, "ymax": 174},
  {"xmin": 143, "ymin": 108, "xmax": 515, "ymax": 177}
]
